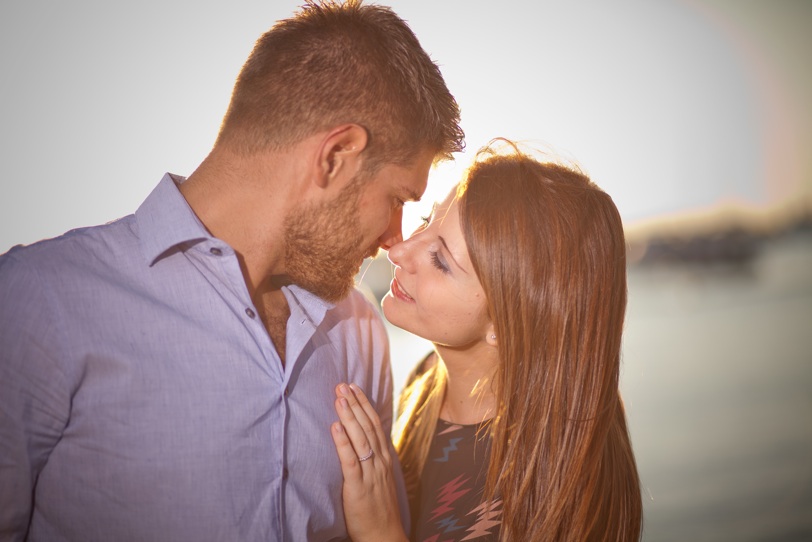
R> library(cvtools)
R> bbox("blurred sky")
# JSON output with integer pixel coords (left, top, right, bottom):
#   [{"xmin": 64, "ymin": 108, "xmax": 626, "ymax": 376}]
[{"xmin": 1, "ymin": 0, "xmax": 810, "ymax": 254}]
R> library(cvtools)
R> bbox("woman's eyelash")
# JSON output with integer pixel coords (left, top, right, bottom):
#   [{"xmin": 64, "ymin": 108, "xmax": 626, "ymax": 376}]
[
  {"xmin": 420, "ymin": 215, "xmax": 430, "ymax": 226},
  {"xmin": 430, "ymin": 251, "xmax": 449, "ymax": 273}
]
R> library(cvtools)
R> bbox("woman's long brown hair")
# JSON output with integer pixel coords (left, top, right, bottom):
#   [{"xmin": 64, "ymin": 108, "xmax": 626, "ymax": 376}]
[{"xmin": 394, "ymin": 141, "xmax": 642, "ymax": 541}]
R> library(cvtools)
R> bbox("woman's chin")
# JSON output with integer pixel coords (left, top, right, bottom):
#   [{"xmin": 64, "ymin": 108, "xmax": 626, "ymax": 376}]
[
  {"xmin": 381, "ymin": 296, "xmax": 410, "ymax": 331},
  {"xmin": 381, "ymin": 293, "xmax": 396, "ymax": 322}
]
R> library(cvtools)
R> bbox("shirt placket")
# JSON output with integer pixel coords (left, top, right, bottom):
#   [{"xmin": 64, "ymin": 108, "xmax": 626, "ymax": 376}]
[{"xmin": 190, "ymin": 240, "xmax": 289, "ymax": 541}]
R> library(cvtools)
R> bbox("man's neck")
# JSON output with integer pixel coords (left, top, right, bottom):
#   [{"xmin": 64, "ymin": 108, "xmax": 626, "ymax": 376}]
[
  {"xmin": 180, "ymin": 147, "xmax": 292, "ymax": 295},
  {"xmin": 180, "ymin": 147, "xmax": 299, "ymax": 363},
  {"xmin": 252, "ymin": 282, "xmax": 291, "ymax": 365}
]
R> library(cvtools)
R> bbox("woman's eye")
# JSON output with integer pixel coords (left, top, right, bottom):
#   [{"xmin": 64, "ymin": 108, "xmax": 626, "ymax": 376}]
[{"xmin": 430, "ymin": 251, "xmax": 450, "ymax": 274}]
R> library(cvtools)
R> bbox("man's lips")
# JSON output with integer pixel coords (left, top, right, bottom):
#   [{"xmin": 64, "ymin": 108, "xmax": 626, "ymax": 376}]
[{"xmin": 390, "ymin": 276, "xmax": 414, "ymax": 302}]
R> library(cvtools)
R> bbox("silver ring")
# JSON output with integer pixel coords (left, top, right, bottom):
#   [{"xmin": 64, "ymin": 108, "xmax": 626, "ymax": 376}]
[{"xmin": 358, "ymin": 449, "xmax": 374, "ymax": 462}]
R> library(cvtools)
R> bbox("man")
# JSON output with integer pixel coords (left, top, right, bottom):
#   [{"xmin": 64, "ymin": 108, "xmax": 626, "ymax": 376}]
[{"xmin": 0, "ymin": 1, "xmax": 463, "ymax": 540}]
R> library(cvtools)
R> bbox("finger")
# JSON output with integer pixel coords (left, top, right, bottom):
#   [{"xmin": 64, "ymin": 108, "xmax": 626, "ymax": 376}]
[
  {"xmin": 334, "ymin": 392, "xmax": 375, "ymax": 465},
  {"xmin": 336, "ymin": 384, "xmax": 384, "ymax": 458},
  {"xmin": 347, "ymin": 383, "xmax": 390, "ymax": 456},
  {"xmin": 341, "ymin": 384, "xmax": 389, "ymax": 463},
  {"xmin": 330, "ymin": 420, "xmax": 363, "ymax": 484}
]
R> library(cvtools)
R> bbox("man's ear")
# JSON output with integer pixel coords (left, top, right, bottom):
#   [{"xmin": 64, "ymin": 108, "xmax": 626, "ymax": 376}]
[{"xmin": 315, "ymin": 124, "xmax": 369, "ymax": 188}]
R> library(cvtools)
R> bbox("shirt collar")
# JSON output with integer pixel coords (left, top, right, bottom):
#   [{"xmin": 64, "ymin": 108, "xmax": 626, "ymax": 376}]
[
  {"xmin": 136, "ymin": 173, "xmax": 211, "ymax": 265},
  {"xmin": 135, "ymin": 173, "xmax": 338, "ymax": 318},
  {"xmin": 284, "ymin": 284, "xmax": 336, "ymax": 322}
]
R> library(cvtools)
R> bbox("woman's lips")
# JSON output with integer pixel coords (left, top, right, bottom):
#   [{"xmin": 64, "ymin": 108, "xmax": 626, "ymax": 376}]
[{"xmin": 390, "ymin": 276, "xmax": 414, "ymax": 302}]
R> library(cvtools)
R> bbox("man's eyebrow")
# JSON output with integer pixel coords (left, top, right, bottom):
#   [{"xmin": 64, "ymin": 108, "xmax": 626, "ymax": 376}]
[
  {"xmin": 403, "ymin": 187, "xmax": 422, "ymax": 202},
  {"xmin": 438, "ymin": 235, "xmax": 467, "ymax": 274}
]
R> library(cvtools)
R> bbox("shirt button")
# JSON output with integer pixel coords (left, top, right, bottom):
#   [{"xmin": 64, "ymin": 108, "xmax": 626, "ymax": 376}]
[
  {"xmin": 209, "ymin": 247, "xmax": 223, "ymax": 256},
  {"xmin": 245, "ymin": 308, "xmax": 256, "ymax": 319}
]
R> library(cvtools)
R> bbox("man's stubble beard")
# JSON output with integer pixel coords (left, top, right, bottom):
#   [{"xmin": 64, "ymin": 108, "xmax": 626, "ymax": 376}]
[{"xmin": 283, "ymin": 174, "xmax": 378, "ymax": 302}]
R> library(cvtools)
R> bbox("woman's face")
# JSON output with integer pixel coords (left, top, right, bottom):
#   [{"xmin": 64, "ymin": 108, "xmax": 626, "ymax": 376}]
[{"xmin": 382, "ymin": 188, "xmax": 492, "ymax": 347}]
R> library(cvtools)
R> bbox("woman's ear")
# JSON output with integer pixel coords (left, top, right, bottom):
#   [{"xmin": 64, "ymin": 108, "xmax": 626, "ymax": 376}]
[
  {"xmin": 315, "ymin": 124, "xmax": 369, "ymax": 188},
  {"xmin": 486, "ymin": 323, "xmax": 498, "ymax": 347}
]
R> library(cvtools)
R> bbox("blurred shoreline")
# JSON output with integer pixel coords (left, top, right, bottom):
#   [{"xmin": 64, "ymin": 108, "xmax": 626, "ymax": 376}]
[{"xmin": 626, "ymin": 196, "xmax": 812, "ymax": 269}]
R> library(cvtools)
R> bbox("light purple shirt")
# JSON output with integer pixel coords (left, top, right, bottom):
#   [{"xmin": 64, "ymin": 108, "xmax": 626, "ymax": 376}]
[{"xmin": 0, "ymin": 174, "xmax": 397, "ymax": 541}]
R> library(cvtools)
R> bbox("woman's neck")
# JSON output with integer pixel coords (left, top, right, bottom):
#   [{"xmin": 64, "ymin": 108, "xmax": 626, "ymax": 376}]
[{"xmin": 435, "ymin": 342, "xmax": 498, "ymax": 426}]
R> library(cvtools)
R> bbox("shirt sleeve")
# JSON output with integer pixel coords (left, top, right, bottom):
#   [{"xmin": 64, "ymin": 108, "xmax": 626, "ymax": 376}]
[{"xmin": 0, "ymin": 253, "xmax": 72, "ymax": 538}]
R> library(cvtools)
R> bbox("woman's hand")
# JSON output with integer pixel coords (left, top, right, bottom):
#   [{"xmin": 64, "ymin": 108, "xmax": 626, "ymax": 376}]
[{"xmin": 331, "ymin": 383, "xmax": 409, "ymax": 542}]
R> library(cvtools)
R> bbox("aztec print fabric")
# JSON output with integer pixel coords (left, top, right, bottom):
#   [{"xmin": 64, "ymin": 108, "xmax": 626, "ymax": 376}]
[{"xmin": 411, "ymin": 419, "xmax": 502, "ymax": 541}]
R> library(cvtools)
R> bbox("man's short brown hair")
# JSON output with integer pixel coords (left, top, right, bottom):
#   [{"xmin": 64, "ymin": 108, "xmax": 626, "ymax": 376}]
[{"xmin": 217, "ymin": 0, "xmax": 464, "ymax": 168}]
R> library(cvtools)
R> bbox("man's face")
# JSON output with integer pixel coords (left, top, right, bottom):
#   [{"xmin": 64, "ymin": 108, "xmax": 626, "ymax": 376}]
[
  {"xmin": 283, "ymin": 150, "xmax": 434, "ymax": 302},
  {"xmin": 283, "ymin": 173, "xmax": 370, "ymax": 302}
]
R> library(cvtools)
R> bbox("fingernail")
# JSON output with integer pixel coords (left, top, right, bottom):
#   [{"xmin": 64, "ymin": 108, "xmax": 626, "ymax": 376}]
[
  {"xmin": 339, "ymin": 384, "xmax": 349, "ymax": 396},
  {"xmin": 339, "ymin": 397, "xmax": 349, "ymax": 409}
]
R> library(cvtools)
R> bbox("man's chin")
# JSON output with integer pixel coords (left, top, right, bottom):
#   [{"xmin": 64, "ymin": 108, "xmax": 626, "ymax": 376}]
[
  {"xmin": 319, "ymin": 280, "xmax": 356, "ymax": 303},
  {"xmin": 290, "ymin": 273, "xmax": 355, "ymax": 303},
  {"xmin": 285, "ymin": 248, "xmax": 370, "ymax": 303}
]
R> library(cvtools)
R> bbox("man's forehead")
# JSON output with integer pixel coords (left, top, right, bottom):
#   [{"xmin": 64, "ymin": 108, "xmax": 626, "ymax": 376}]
[{"xmin": 387, "ymin": 149, "xmax": 433, "ymax": 199}]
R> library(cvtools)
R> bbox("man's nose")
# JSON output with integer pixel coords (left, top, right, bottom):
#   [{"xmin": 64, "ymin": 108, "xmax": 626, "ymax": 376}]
[{"xmin": 377, "ymin": 207, "xmax": 403, "ymax": 251}]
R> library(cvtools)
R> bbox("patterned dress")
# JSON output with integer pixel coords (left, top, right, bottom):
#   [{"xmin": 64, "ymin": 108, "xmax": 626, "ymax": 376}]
[{"xmin": 410, "ymin": 419, "xmax": 502, "ymax": 542}]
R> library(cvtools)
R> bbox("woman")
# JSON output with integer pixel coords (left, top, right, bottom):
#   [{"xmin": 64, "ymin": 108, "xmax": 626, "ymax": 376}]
[{"xmin": 331, "ymin": 141, "xmax": 642, "ymax": 541}]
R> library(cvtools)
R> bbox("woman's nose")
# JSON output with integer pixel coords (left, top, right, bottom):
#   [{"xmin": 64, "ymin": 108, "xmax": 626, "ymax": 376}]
[
  {"xmin": 387, "ymin": 228, "xmax": 422, "ymax": 270},
  {"xmin": 387, "ymin": 238, "xmax": 404, "ymax": 267},
  {"xmin": 387, "ymin": 236, "xmax": 410, "ymax": 269}
]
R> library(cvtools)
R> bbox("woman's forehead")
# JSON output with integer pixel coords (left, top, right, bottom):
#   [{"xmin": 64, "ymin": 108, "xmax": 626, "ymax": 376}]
[{"xmin": 433, "ymin": 187, "xmax": 458, "ymax": 222}]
